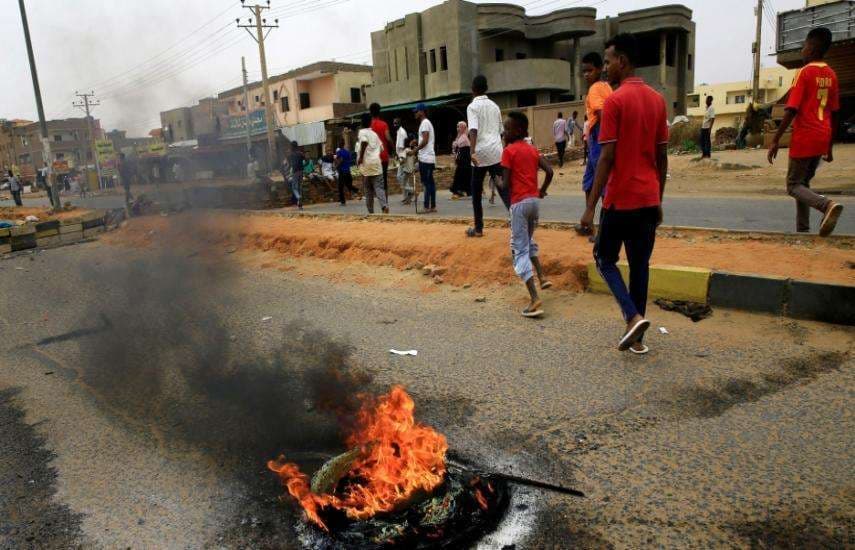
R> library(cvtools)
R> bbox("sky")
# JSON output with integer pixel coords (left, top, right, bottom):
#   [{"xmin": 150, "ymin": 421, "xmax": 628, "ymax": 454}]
[{"xmin": 2, "ymin": 0, "xmax": 805, "ymax": 136}]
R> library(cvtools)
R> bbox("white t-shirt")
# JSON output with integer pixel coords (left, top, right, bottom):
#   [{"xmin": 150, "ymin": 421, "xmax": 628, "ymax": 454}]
[
  {"xmin": 417, "ymin": 118, "xmax": 436, "ymax": 164},
  {"xmin": 466, "ymin": 95, "xmax": 503, "ymax": 166},
  {"xmin": 396, "ymin": 126, "xmax": 408, "ymax": 159},
  {"xmin": 358, "ymin": 128, "xmax": 383, "ymax": 176},
  {"xmin": 702, "ymin": 106, "xmax": 716, "ymax": 129}
]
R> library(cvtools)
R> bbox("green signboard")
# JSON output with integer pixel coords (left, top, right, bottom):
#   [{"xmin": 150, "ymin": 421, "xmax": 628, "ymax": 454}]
[{"xmin": 221, "ymin": 109, "xmax": 267, "ymax": 140}]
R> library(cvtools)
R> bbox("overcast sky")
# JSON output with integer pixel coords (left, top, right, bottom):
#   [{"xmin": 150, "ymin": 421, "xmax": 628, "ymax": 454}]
[{"xmin": 2, "ymin": 0, "xmax": 804, "ymax": 136}]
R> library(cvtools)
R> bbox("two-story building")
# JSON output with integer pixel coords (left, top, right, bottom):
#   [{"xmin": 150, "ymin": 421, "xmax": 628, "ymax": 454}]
[{"xmin": 5, "ymin": 117, "xmax": 102, "ymax": 178}]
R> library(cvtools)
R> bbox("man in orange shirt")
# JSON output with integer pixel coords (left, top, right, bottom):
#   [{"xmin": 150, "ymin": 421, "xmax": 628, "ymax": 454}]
[
  {"xmin": 580, "ymin": 52, "xmax": 613, "ymax": 236},
  {"xmin": 768, "ymin": 27, "xmax": 843, "ymax": 236}
]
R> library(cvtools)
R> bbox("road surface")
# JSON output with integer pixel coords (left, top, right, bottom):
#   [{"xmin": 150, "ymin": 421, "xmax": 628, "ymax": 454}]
[{"xmin": 0, "ymin": 236, "xmax": 852, "ymax": 548}]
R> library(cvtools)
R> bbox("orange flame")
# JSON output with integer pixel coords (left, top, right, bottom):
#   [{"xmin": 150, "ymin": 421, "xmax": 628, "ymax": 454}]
[{"xmin": 268, "ymin": 386, "xmax": 448, "ymax": 530}]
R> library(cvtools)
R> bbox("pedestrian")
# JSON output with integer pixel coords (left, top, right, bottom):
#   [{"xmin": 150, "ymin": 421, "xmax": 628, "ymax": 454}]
[
  {"xmin": 401, "ymin": 139, "xmax": 418, "ymax": 205},
  {"xmin": 466, "ymin": 75, "xmax": 507, "ymax": 237},
  {"xmin": 450, "ymin": 121, "xmax": 472, "ymax": 199},
  {"xmin": 394, "ymin": 118, "xmax": 409, "ymax": 195},
  {"xmin": 289, "ymin": 141, "xmax": 305, "ymax": 210},
  {"xmin": 700, "ymin": 95, "xmax": 715, "ymax": 159},
  {"xmin": 768, "ymin": 27, "xmax": 843, "ymax": 236},
  {"xmin": 580, "ymin": 33, "xmax": 670, "ymax": 354},
  {"xmin": 581, "ymin": 116, "xmax": 589, "ymax": 166},
  {"xmin": 501, "ymin": 112, "xmax": 554, "ymax": 318},
  {"xmin": 369, "ymin": 103, "xmax": 393, "ymax": 198},
  {"xmin": 580, "ymin": 51, "xmax": 613, "ymax": 236},
  {"xmin": 247, "ymin": 155, "xmax": 259, "ymax": 183},
  {"xmin": 414, "ymin": 103, "xmax": 437, "ymax": 213},
  {"xmin": 335, "ymin": 143, "xmax": 359, "ymax": 206},
  {"xmin": 553, "ymin": 112, "xmax": 568, "ymax": 168},
  {"xmin": 119, "ymin": 153, "xmax": 134, "ymax": 209},
  {"xmin": 357, "ymin": 113, "xmax": 388, "ymax": 214},
  {"xmin": 8, "ymin": 171, "xmax": 23, "ymax": 207},
  {"xmin": 319, "ymin": 152, "xmax": 337, "ymax": 185},
  {"xmin": 569, "ymin": 110, "xmax": 581, "ymax": 148}
]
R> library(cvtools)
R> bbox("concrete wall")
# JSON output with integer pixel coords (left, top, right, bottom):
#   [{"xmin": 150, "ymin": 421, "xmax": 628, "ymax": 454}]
[
  {"xmin": 501, "ymin": 100, "xmax": 585, "ymax": 149},
  {"xmin": 160, "ymin": 107, "xmax": 193, "ymax": 143}
]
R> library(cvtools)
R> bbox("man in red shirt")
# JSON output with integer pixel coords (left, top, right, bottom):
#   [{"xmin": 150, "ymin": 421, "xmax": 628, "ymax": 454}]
[
  {"xmin": 580, "ymin": 33, "xmax": 669, "ymax": 353},
  {"xmin": 768, "ymin": 27, "xmax": 843, "ymax": 236},
  {"xmin": 369, "ymin": 103, "xmax": 393, "ymax": 197},
  {"xmin": 501, "ymin": 111, "xmax": 554, "ymax": 318}
]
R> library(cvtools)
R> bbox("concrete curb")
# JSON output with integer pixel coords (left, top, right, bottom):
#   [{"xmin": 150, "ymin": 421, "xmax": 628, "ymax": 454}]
[{"xmin": 1, "ymin": 210, "xmax": 109, "ymax": 256}]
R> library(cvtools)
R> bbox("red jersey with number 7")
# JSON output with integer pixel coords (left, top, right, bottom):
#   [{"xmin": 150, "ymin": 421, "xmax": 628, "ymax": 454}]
[{"xmin": 786, "ymin": 62, "xmax": 839, "ymax": 159}]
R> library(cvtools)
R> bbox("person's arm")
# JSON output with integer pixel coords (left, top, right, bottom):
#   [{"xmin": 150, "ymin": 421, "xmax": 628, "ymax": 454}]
[
  {"xmin": 656, "ymin": 143, "xmax": 668, "ymax": 226},
  {"xmin": 469, "ymin": 129, "xmax": 479, "ymax": 165},
  {"xmin": 768, "ymin": 108, "xmax": 797, "ymax": 164},
  {"xmin": 580, "ymin": 143, "xmax": 615, "ymax": 229},
  {"xmin": 358, "ymin": 141, "xmax": 368, "ymax": 166},
  {"xmin": 538, "ymin": 156, "xmax": 553, "ymax": 197},
  {"xmin": 501, "ymin": 166, "xmax": 510, "ymax": 191},
  {"xmin": 417, "ymin": 130, "xmax": 429, "ymax": 152}
]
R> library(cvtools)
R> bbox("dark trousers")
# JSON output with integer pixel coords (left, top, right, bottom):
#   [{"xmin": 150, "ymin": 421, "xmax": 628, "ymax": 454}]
[
  {"xmin": 787, "ymin": 156, "xmax": 830, "ymax": 232},
  {"xmin": 699, "ymin": 128, "xmax": 712, "ymax": 158},
  {"xmin": 594, "ymin": 206, "xmax": 659, "ymax": 323},
  {"xmin": 338, "ymin": 170, "xmax": 358, "ymax": 204},
  {"xmin": 11, "ymin": 190, "xmax": 22, "ymax": 206},
  {"xmin": 419, "ymin": 162, "xmax": 436, "ymax": 209},
  {"xmin": 556, "ymin": 140, "xmax": 567, "ymax": 167},
  {"xmin": 381, "ymin": 161, "xmax": 389, "ymax": 197},
  {"xmin": 471, "ymin": 163, "xmax": 510, "ymax": 233}
]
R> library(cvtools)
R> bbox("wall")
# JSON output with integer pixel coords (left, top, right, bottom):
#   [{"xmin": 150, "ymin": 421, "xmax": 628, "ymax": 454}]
[{"xmin": 501, "ymin": 100, "xmax": 584, "ymax": 149}]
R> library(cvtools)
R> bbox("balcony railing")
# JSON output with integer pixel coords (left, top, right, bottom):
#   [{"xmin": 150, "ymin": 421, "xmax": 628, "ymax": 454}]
[{"xmin": 777, "ymin": 1, "xmax": 855, "ymax": 52}]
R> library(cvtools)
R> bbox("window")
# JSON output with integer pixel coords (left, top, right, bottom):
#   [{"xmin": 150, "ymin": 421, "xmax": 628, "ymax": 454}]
[
  {"xmin": 666, "ymin": 33, "xmax": 676, "ymax": 67},
  {"xmin": 517, "ymin": 91, "xmax": 536, "ymax": 107},
  {"xmin": 439, "ymin": 46, "xmax": 448, "ymax": 71},
  {"xmin": 779, "ymin": 76, "xmax": 783, "ymax": 87},
  {"xmin": 429, "ymin": 49, "xmax": 436, "ymax": 73},
  {"xmin": 635, "ymin": 32, "xmax": 661, "ymax": 67},
  {"xmin": 688, "ymin": 94, "xmax": 700, "ymax": 108},
  {"xmin": 688, "ymin": 53, "xmax": 693, "ymax": 71},
  {"xmin": 53, "ymin": 134, "xmax": 62, "ymax": 142},
  {"xmin": 281, "ymin": 96, "xmax": 290, "ymax": 112},
  {"xmin": 516, "ymin": 52, "xmax": 527, "ymax": 60},
  {"xmin": 55, "ymin": 152, "xmax": 64, "ymax": 160},
  {"xmin": 734, "ymin": 95, "xmax": 746, "ymax": 104},
  {"xmin": 350, "ymin": 87, "xmax": 361, "ymax": 103},
  {"xmin": 255, "ymin": 95, "xmax": 260, "ymax": 102},
  {"xmin": 495, "ymin": 48, "xmax": 504, "ymax": 62},
  {"xmin": 299, "ymin": 92, "xmax": 311, "ymax": 109},
  {"xmin": 273, "ymin": 90, "xmax": 279, "ymax": 101},
  {"xmin": 177, "ymin": 120, "xmax": 182, "ymax": 128}
]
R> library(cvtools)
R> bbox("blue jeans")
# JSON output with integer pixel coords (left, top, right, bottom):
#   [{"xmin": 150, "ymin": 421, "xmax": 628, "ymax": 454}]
[
  {"xmin": 419, "ymin": 162, "xmax": 436, "ymax": 209},
  {"xmin": 594, "ymin": 206, "xmax": 658, "ymax": 323},
  {"xmin": 582, "ymin": 124, "xmax": 601, "ymax": 192},
  {"xmin": 290, "ymin": 172, "xmax": 303, "ymax": 204}
]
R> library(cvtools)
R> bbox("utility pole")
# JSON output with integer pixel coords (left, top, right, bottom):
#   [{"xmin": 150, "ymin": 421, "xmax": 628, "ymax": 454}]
[
  {"xmin": 237, "ymin": 1, "xmax": 279, "ymax": 172},
  {"xmin": 17, "ymin": 0, "xmax": 59, "ymax": 209},
  {"xmin": 751, "ymin": 0, "xmax": 763, "ymax": 105},
  {"xmin": 73, "ymin": 91, "xmax": 104, "ymax": 193},
  {"xmin": 241, "ymin": 56, "xmax": 252, "ymax": 161}
]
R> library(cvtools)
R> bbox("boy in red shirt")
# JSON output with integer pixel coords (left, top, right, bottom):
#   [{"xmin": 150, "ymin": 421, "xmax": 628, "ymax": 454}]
[
  {"xmin": 768, "ymin": 27, "xmax": 843, "ymax": 236},
  {"xmin": 369, "ymin": 103, "xmax": 393, "ymax": 197},
  {"xmin": 500, "ymin": 112, "xmax": 554, "ymax": 318}
]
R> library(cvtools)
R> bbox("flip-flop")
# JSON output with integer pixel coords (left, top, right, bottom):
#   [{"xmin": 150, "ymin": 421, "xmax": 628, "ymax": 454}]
[
  {"xmin": 629, "ymin": 344, "xmax": 649, "ymax": 355},
  {"xmin": 522, "ymin": 302, "xmax": 544, "ymax": 318},
  {"xmin": 819, "ymin": 203, "xmax": 843, "ymax": 237},
  {"xmin": 618, "ymin": 319, "xmax": 650, "ymax": 351},
  {"xmin": 466, "ymin": 227, "xmax": 484, "ymax": 238},
  {"xmin": 541, "ymin": 281, "xmax": 553, "ymax": 290}
]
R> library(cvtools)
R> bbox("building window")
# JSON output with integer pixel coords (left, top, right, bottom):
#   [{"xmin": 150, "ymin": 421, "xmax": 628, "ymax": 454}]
[
  {"xmin": 516, "ymin": 52, "xmax": 527, "ymax": 60},
  {"xmin": 688, "ymin": 54, "xmax": 693, "ymax": 71},
  {"xmin": 517, "ymin": 91, "xmax": 536, "ymax": 107},
  {"xmin": 735, "ymin": 95, "xmax": 746, "ymax": 104},
  {"xmin": 420, "ymin": 51, "xmax": 427, "ymax": 74},
  {"xmin": 688, "ymin": 94, "xmax": 700, "ymax": 108},
  {"xmin": 779, "ymin": 76, "xmax": 783, "ymax": 86},
  {"xmin": 496, "ymin": 48, "xmax": 504, "ymax": 62},
  {"xmin": 177, "ymin": 120, "xmax": 182, "ymax": 128},
  {"xmin": 273, "ymin": 90, "xmax": 279, "ymax": 101},
  {"xmin": 299, "ymin": 92, "xmax": 311, "ymax": 109},
  {"xmin": 55, "ymin": 152, "xmax": 65, "ymax": 160},
  {"xmin": 666, "ymin": 33, "xmax": 676, "ymax": 67},
  {"xmin": 429, "ymin": 49, "xmax": 436, "ymax": 73},
  {"xmin": 53, "ymin": 134, "xmax": 62, "ymax": 142},
  {"xmin": 281, "ymin": 96, "xmax": 290, "ymax": 112},
  {"xmin": 255, "ymin": 95, "xmax": 260, "ymax": 102},
  {"xmin": 237, "ymin": 100, "xmax": 242, "ymax": 106},
  {"xmin": 350, "ymin": 87, "xmax": 361, "ymax": 103},
  {"xmin": 636, "ymin": 32, "xmax": 661, "ymax": 67},
  {"xmin": 439, "ymin": 46, "xmax": 448, "ymax": 71}
]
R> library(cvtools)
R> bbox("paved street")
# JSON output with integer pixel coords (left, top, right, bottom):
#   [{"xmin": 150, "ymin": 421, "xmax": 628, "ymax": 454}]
[{"xmin": 1, "ymin": 237, "xmax": 852, "ymax": 547}]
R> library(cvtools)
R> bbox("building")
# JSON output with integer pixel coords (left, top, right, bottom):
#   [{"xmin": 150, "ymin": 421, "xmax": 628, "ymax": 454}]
[
  {"xmin": 104, "ymin": 129, "xmax": 157, "ymax": 156},
  {"xmin": 160, "ymin": 107, "xmax": 194, "ymax": 144},
  {"xmin": 0, "ymin": 119, "xmax": 33, "ymax": 172},
  {"xmin": 687, "ymin": 66, "xmax": 797, "ymax": 129},
  {"xmin": 2, "ymin": 117, "xmax": 101, "ymax": 177},
  {"xmin": 776, "ymin": 0, "xmax": 854, "ymax": 133},
  {"xmin": 366, "ymin": 0, "xmax": 695, "ymax": 117}
]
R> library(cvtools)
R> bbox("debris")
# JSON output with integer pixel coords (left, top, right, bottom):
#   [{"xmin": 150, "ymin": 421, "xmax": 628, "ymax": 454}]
[
  {"xmin": 226, "ymin": 247, "xmax": 237, "ymax": 254},
  {"xmin": 462, "ymin": 283, "xmax": 471, "ymax": 289},
  {"xmin": 379, "ymin": 319, "xmax": 397, "ymax": 325},
  {"xmin": 659, "ymin": 327, "xmax": 669, "ymax": 335},
  {"xmin": 695, "ymin": 350, "xmax": 711, "ymax": 358},
  {"xmin": 654, "ymin": 298, "xmax": 713, "ymax": 322},
  {"xmin": 44, "ymin": 371, "xmax": 54, "ymax": 376},
  {"xmin": 25, "ymin": 215, "xmax": 39, "ymax": 222},
  {"xmin": 475, "ymin": 296, "xmax": 487, "ymax": 303},
  {"xmin": 15, "ymin": 267, "xmax": 25, "ymax": 271},
  {"xmin": 389, "ymin": 349, "xmax": 418, "ymax": 356},
  {"xmin": 433, "ymin": 275, "xmax": 444, "ymax": 284},
  {"xmin": 261, "ymin": 316, "xmax": 273, "ymax": 322}
]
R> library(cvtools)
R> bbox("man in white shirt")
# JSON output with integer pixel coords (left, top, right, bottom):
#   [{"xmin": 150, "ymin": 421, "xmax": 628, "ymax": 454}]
[
  {"xmin": 394, "ymin": 118, "xmax": 409, "ymax": 185},
  {"xmin": 466, "ymin": 75, "xmax": 508, "ymax": 237},
  {"xmin": 357, "ymin": 113, "xmax": 388, "ymax": 214},
  {"xmin": 414, "ymin": 103, "xmax": 437, "ymax": 212},
  {"xmin": 700, "ymin": 95, "xmax": 715, "ymax": 159},
  {"xmin": 553, "ymin": 112, "xmax": 568, "ymax": 168}
]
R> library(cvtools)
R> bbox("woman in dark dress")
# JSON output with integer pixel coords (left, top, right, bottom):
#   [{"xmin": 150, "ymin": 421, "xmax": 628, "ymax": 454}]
[{"xmin": 450, "ymin": 121, "xmax": 471, "ymax": 199}]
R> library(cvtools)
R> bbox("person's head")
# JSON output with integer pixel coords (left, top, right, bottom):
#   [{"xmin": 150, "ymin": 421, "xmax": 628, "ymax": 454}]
[
  {"xmin": 557, "ymin": 112, "xmax": 564, "ymax": 120},
  {"xmin": 413, "ymin": 103, "xmax": 427, "ymax": 121},
  {"xmin": 706, "ymin": 95, "xmax": 714, "ymax": 107},
  {"xmin": 291, "ymin": 140, "xmax": 299, "ymax": 150},
  {"xmin": 457, "ymin": 121, "xmax": 467, "ymax": 135},
  {"xmin": 802, "ymin": 27, "xmax": 832, "ymax": 63},
  {"xmin": 119, "ymin": 152, "xmax": 126, "ymax": 160},
  {"xmin": 7, "ymin": 170, "xmax": 12, "ymax": 178},
  {"xmin": 393, "ymin": 117, "xmax": 401, "ymax": 129},
  {"xmin": 409, "ymin": 138, "xmax": 418, "ymax": 148},
  {"xmin": 581, "ymin": 52, "xmax": 604, "ymax": 86},
  {"xmin": 472, "ymin": 74, "xmax": 488, "ymax": 96},
  {"xmin": 572, "ymin": 110, "xmax": 578, "ymax": 119},
  {"xmin": 369, "ymin": 103, "xmax": 381, "ymax": 118},
  {"xmin": 360, "ymin": 113, "xmax": 372, "ymax": 128},
  {"xmin": 503, "ymin": 111, "xmax": 529, "ymax": 143},
  {"xmin": 603, "ymin": 33, "xmax": 640, "ymax": 86}
]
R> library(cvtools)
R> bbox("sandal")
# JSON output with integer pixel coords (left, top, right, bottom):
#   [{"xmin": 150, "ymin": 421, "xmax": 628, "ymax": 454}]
[
  {"xmin": 541, "ymin": 281, "xmax": 553, "ymax": 290},
  {"xmin": 629, "ymin": 344, "xmax": 649, "ymax": 355},
  {"xmin": 618, "ymin": 319, "xmax": 650, "ymax": 351},
  {"xmin": 522, "ymin": 301, "xmax": 544, "ymax": 318},
  {"xmin": 466, "ymin": 227, "xmax": 484, "ymax": 238}
]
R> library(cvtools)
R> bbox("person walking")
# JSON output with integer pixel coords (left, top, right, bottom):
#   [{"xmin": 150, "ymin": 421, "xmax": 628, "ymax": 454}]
[
  {"xmin": 394, "ymin": 118, "xmax": 409, "ymax": 198},
  {"xmin": 8, "ymin": 171, "xmax": 23, "ymax": 207},
  {"xmin": 768, "ymin": 27, "xmax": 843, "ymax": 236},
  {"xmin": 580, "ymin": 33, "xmax": 670, "ymax": 354},
  {"xmin": 579, "ymin": 51, "xmax": 613, "ymax": 236},
  {"xmin": 553, "ymin": 112, "xmax": 568, "ymax": 168},
  {"xmin": 334, "ymin": 143, "xmax": 359, "ymax": 206},
  {"xmin": 466, "ymin": 75, "xmax": 507, "ymax": 237},
  {"xmin": 569, "ymin": 110, "xmax": 581, "ymax": 148},
  {"xmin": 414, "ymin": 104, "xmax": 437, "ymax": 213},
  {"xmin": 118, "ymin": 153, "xmax": 134, "ymax": 210},
  {"xmin": 288, "ymin": 141, "xmax": 305, "ymax": 210},
  {"xmin": 450, "ymin": 121, "xmax": 472, "ymax": 199},
  {"xmin": 357, "ymin": 113, "xmax": 388, "ymax": 214},
  {"xmin": 700, "ymin": 95, "xmax": 715, "ymax": 159},
  {"xmin": 369, "ymin": 103, "xmax": 393, "ymax": 198}
]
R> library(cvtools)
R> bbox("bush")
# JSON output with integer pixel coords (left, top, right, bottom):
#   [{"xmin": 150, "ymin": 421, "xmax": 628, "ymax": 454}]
[
  {"xmin": 669, "ymin": 120, "xmax": 702, "ymax": 150},
  {"xmin": 715, "ymin": 126, "xmax": 738, "ymax": 145}
]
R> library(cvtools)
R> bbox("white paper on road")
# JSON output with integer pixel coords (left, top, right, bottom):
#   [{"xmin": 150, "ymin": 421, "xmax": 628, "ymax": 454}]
[
  {"xmin": 659, "ymin": 327, "xmax": 669, "ymax": 334},
  {"xmin": 261, "ymin": 316, "xmax": 273, "ymax": 322},
  {"xmin": 389, "ymin": 349, "xmax": 418, "ymax": 356}
]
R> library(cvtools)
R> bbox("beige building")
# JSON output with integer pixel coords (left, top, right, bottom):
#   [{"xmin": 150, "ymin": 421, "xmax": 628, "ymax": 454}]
[
  {"xmin": 687, "ymin": 66, "xmax": 797, "ymax": 129},
  {"xmin": 1, "ymin": 117, "xmax": 102, "ymax": 177}
]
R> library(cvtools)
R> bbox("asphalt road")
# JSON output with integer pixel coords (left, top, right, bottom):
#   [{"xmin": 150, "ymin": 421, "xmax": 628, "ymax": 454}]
[
  {"xmin": 0, "ymin": 238, "xmax": 853, "ymax": 548},
  {"xmin": 5, "ymin": 188, "xmax": 855, "ymax": 235}
]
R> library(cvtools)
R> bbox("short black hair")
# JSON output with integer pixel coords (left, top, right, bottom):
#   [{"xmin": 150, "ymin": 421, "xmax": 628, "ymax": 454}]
[
  {"xmin": 369, "ymin": 102, "xmax": 381, "ymax": 116},
  {"xmin": 572, "ymin": 110, "xmax": 578, "ymax": 118},
  {"xmin": 806, "ymin": 27, "xmax": 833, "ymax": 56},
  {"xmin": 472, "ymin": 75, "xmax": 488, "ymax": 94},
  {"xmin": 706, "ymin": 95, "xmax": 714, "ymax": 103},
  {"xmin": 604, "ymin": 33, "xmax": 640, "ymax": 67},
  {"xmin": 360, "ymin": 113, "xmax": 372, "ymax": 128},
  {"xmin": 507, "ymin": 111, "xmax": 529, "ymax": 133},
  {"xmin": 291, "ymin": 140, "xmax": 298, "ymax": 147},
  {"xmin": 581, "ymin": 51, "xmax": 603, "ymax": 68},
  {"xmin": 557, "ymin": 112, "xmax": 563, "ymax": 118}
]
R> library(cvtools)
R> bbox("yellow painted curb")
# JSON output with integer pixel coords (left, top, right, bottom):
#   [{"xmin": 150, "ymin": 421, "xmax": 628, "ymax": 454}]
[{"xmin": 587, "ymin": 262, "xmax": 711, "ymax": 303}]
